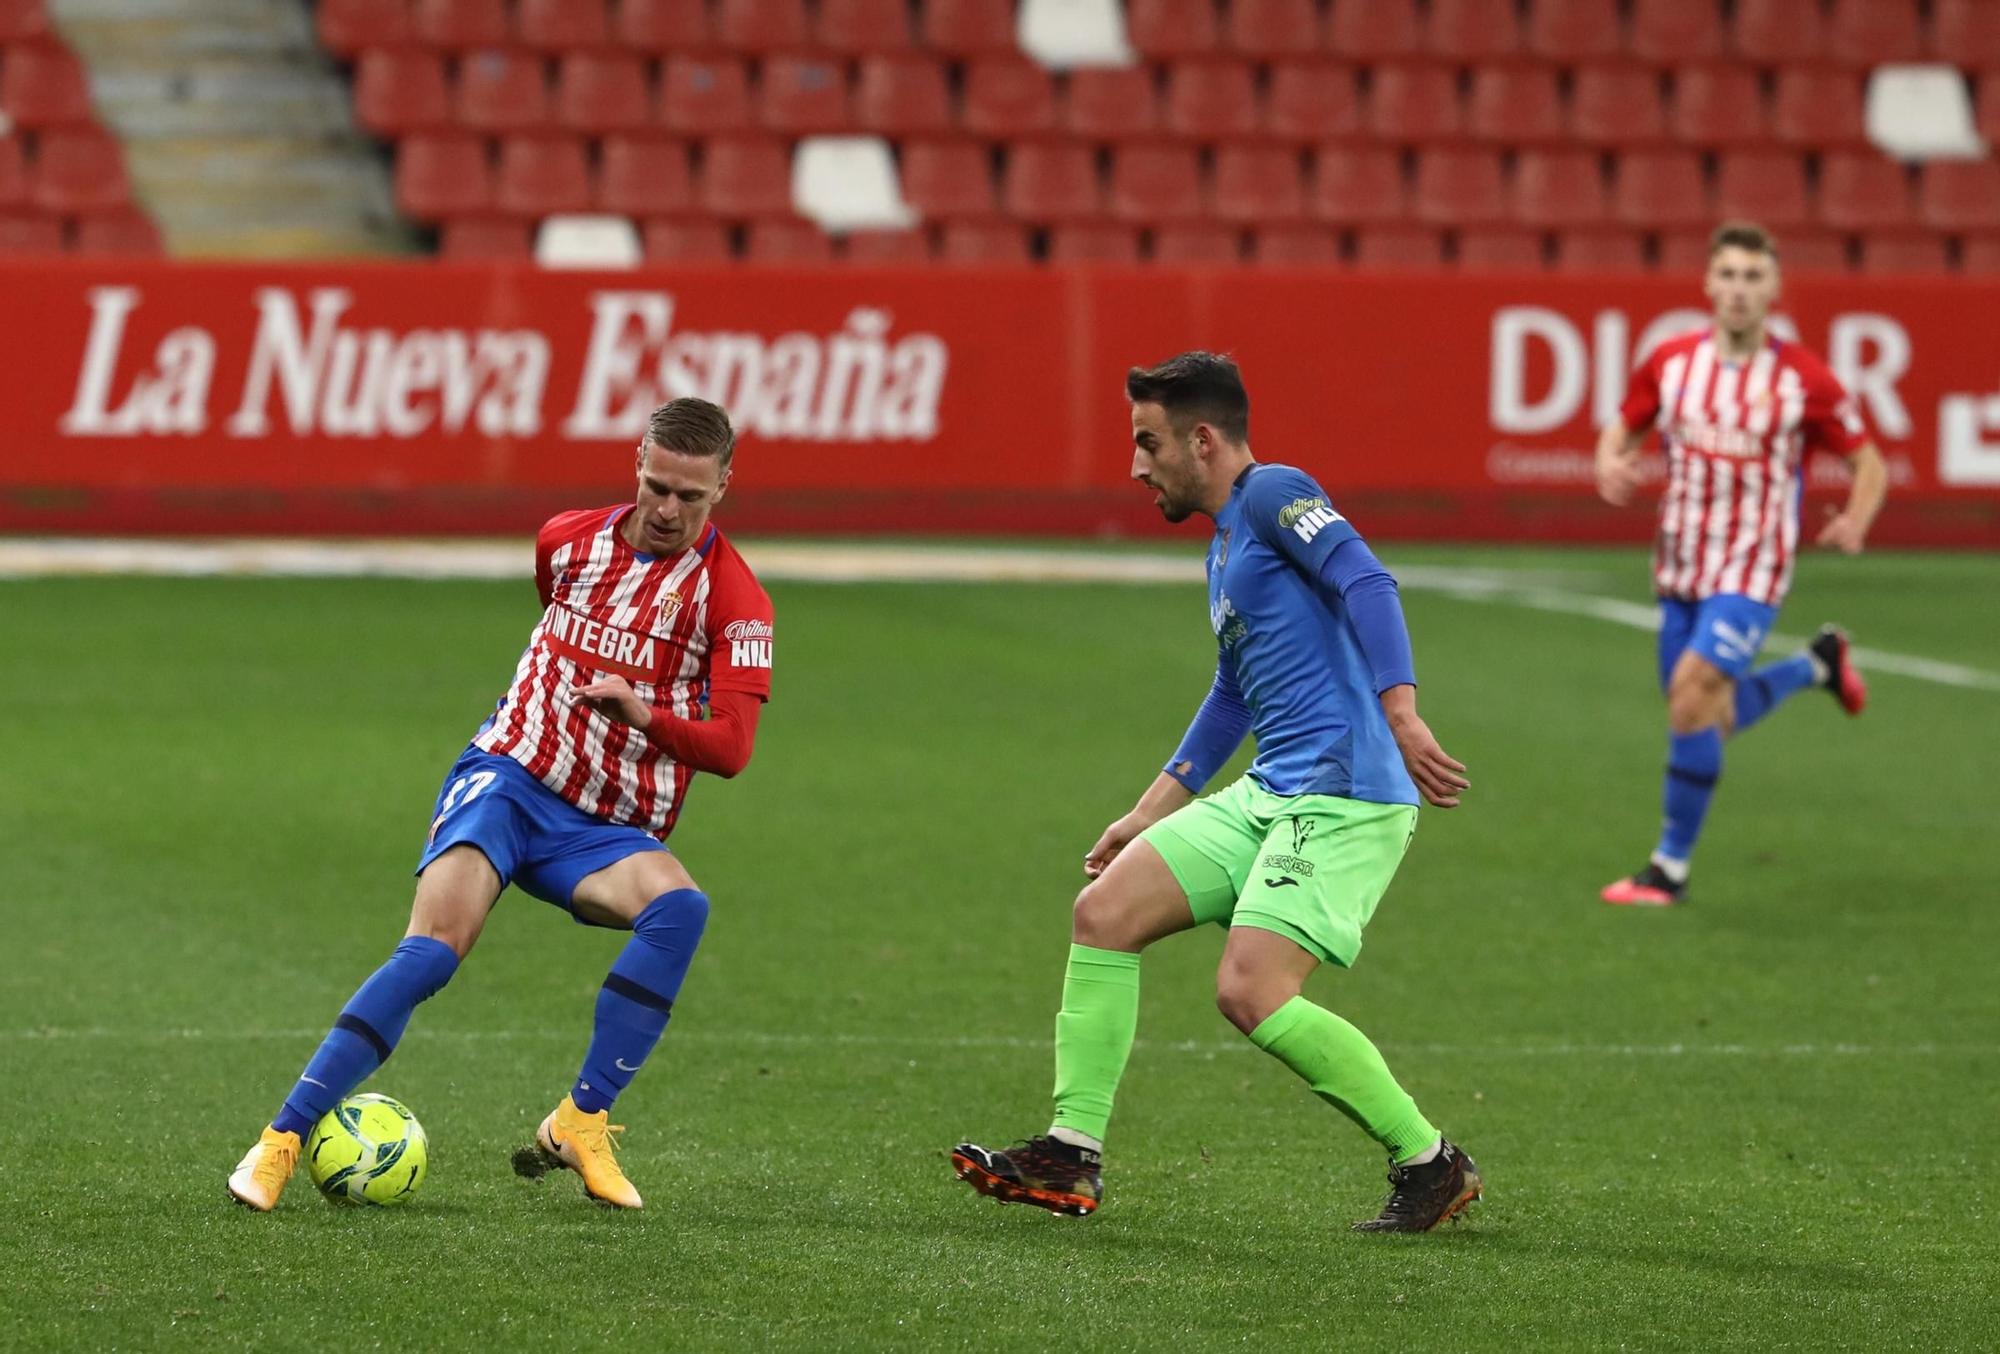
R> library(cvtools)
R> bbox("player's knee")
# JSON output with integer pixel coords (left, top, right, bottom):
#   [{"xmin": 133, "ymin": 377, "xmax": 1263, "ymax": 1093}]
[
  {"xmin": 1667, "ymin": 674, "xmax": 1728, "ymax": 734},
  {"xmin": 1071, "ymin": 880, "xmax": 1136, "ymax": 949},
  {"xmin": 1214, "ymin": 962, "xmax": 1285, "ymax": 1036},
  {"xmin": 636, "ymin": 887, "xmax": 709, "ymax": 941}
]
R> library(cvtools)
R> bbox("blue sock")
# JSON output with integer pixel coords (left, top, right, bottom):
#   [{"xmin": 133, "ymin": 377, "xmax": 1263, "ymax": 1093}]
[
  {"xmin": 572, "ymin": 890, "xmax": 710, "ymax": 1115},
  {"xmin": 1733, "ymin": 654, "xmax": 1818, "ymax": 732},
  {"xmin": 1653, "ymin": 728, "xmax": 1724, "ymax": 871},
  {"xmin": 272, "ymin": 936, "xmax": 459, "ymax": 1137}
]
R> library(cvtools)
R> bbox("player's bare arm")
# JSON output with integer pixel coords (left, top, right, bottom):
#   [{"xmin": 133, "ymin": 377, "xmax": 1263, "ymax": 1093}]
[
  {"xmin": 1595, "ymin": 416, "xmax": 1646, "ymax": 507},
  {"xmin": 1380, "ymin": 684, "xmax": 1469, "ymax": 810},
  {"xmin": 1817, "ymin": 442, "xmax": 1888, "ymax": 555},
  {"xmin": 1083, "ymin": 772, "xmax": 1194, "ymax": 878}
]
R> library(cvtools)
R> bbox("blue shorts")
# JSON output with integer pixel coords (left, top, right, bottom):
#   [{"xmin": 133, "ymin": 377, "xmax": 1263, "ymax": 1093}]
[
  {"xmin": 415, "ymin": 746, "xmax": 667, "ymax": 916},
  {"xmin": 1657, "ymin": 594, "xmax": 1779, "ymax": 690}
]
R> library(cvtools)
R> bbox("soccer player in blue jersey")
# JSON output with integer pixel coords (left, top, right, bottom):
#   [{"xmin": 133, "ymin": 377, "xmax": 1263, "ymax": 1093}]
[{"xmin": 952, "ymin": 352, "xmax": 1481, "ymax": 1232}]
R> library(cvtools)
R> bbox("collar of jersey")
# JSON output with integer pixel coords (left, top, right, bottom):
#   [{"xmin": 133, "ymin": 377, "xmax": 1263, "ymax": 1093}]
[{"xmin": 607, "ymin": 506, "xmax": 716, "ymax": 564}]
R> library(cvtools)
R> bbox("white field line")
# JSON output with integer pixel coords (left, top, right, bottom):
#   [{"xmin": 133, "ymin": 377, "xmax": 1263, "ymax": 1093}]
[
  {"xmin": 0, "ymin": 1026, "xmax": 1989, "ymax": 1059},
  {"xmin": 3, "ymin": 537, "xmax": 1996, "ymax": 692}
]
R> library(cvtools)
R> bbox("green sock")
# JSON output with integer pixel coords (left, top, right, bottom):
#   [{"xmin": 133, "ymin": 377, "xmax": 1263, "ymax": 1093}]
[
  {"xmin": 1249, "ymin": 995, "xmax": 1438, "ymax": 1163},
  {"xmin": 1049, "ymin": 943, "xmax": 1141, "ymax": 1144}
]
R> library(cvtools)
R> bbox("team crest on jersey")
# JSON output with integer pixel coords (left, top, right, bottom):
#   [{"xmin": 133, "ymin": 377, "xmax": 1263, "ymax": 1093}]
[
  {"xmin": 1216, "ymin": 527, "xmax": 1231, "ymax": 568},
  {"xmin": 652, "ymin": 591, "xmax": 684, "ymax": 632}
]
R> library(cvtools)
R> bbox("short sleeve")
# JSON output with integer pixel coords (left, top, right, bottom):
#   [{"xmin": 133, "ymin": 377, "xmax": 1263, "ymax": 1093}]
[
  {"xmin": 1618, "ymin": 347, "xmax": 1664, "ymax": 429},
  {"xmin": 1241, "ymin": 464, "xmax": 1361, "ymax": 578},
  {"xmin": 1801, "ymin": 363, "xmax": 1868, "ymax": 458},
  {"xmin": 705, "ymin": 558, "xmax": 775, "ymax": 701}
]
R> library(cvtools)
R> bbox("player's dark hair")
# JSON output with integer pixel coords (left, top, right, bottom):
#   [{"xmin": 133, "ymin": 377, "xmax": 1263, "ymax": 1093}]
[
  {"xmin": 1125, "ymin": 351, "xmax": 1250, "ymax": 444},
  {"xmin": 1710, "ymin": 221, "xmax": 1778, "ymax": 260},
  {"xmin": 646, "ymin": 398, "xmax": 736, "ymax": 467}
]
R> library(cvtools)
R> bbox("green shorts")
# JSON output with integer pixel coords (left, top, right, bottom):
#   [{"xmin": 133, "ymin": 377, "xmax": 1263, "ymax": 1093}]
[{"xmin": 1138, "ymin": 776, "xmax": 1418, "ymax": 967}]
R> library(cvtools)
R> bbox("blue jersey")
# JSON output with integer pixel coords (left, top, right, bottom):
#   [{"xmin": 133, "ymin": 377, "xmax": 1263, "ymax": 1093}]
[{"xmin": 1198, "ymin": 464, "xmax": 1419, "ymax": 807}]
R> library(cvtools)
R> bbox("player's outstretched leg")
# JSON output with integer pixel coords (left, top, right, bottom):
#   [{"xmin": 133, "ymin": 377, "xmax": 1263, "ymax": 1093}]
[{"xmin": 514, "ymin": 885, "xmax": 708, "ymax": 1210}]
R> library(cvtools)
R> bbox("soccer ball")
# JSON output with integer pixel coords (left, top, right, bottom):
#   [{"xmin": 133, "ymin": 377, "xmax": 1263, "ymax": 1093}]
[{"xmin": 305, "ymin": 1093, "xmax": 429, "ymax": 1206}]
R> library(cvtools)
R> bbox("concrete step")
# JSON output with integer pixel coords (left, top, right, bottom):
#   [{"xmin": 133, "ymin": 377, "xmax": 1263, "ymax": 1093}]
[
  {"xmin": 51, "ymin": 0, "xmax": 315, "ymax": 58},
  {"xmin": 87, "ymin": 59, "xmax": 356, "ymax": 141}
]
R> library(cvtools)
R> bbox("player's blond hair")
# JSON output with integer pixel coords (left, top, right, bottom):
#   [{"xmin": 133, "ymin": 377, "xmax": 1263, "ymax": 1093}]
[
  {"xmin": 646, "ymin": 398, "xmax": 736, "ymax": 468},
  {"xmin": 1710, "ymin": 221, "xmax": 1778, "ymax": 260}
]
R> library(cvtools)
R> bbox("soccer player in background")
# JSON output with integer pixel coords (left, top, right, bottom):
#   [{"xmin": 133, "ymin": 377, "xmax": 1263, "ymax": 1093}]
[
  {"xmin": 952, "ymin": 353, "xmax": 1482, "ymax": 1232},
  {"xmin": 1596, "ymin": 223, "xmax": 1885, "ymax": 907},
  {"xmin": 227, "ymin": 398, "xmax": 774, "ymax": 1211}
]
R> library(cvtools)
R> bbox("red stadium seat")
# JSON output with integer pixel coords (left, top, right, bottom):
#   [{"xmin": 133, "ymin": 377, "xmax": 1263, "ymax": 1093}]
[
  {"xmin": 1309, "ymin": 145, "xmax": 1407, "ymax": 224},
  {"xmin": 0, "ymin": 41, "xmax": 93, "ymax": 127},
  {"xmin": 1527, "ymin": 0, "xmax": 1623, "ymax": 62},
  {"xmin": 1108, "ymin": 144, "xmax": 1204, "ymax": 224},
  {"xmin": 1610, "ymin": 149, "xmax": 1711, "ymax": 229},
  {"xmin": 817, "ymin": 0, "xmax": 915, "ymax": 54},
  {"xmin": 1466, "ymin": 66, "xmax": 1563, "ymax": 144},
  {"xmin": 613, "ymin": 0, "xmax": 711, "ymax": 54},
  {"xmin": 414, "ymin": 0, "xmax": 508, "ymax": 49},
  {"xmin": 1714, "ymin": 150, "xmax": 1812, "ymax": 230},
  {"xmin": 1001, "ymin": 142, "xmax": 1102, "ymax": 222},
  {"xmin": 1353, "ymin": 225, "xmax": 1445, "ymax": 269},
  {"xmin": 596, "ymin": 135, "xmax": 693, "ymax": 215},
  {"xmin": 1771, "ymin": 69, "xmax": 1865, "ymax": 149},
  {"xmin": 1062, "ymin": 66, "xmax": 1160, "ymax": 141},
  {"xmin": 745, "ymin": 218, "xmax": 834, "ymax": 263},
  {"xmin": 517, "ymin": 0, "xmax": 609, "ymax": 51},
  {"xmin": 844, "ymin": 227, "xmax": 931, "ymax": 263},
  {"xmin": 1730, "ymin": 0, "xmax": 1824, "ymax": 64},
  {"xmin": 0, "ymin": 135, "xmax": 25, "ymax": 206},
  {"xmin": 1919, "ymin": 160, "xmax": 2000, "ymax": 233},
  {"xmin": 1826, "ymin": 0, "xmax": 1924, "ymax": 68},
  {"xmin": 1425, "ymin": 0, "xmax": 1522, "ymax": 60},
  {"xmin": 1049, "ymin": 222, "xmax": 1141, "ymax": 263},
  {"xmin": 1226, "ymin": 0, "xmax": 1321, "ymax": 59},
  {"xmin": 1570, "ymin": 65, "xmax": 1668, "ymax": 147},
  {"xmin": 698, "ymin": 136, "xmax": 793, "ymax": 217},
  {"xmin": 0, "ymin": 0, "xmax": 51, "ymax": 42},
  {"xmin": 1365, "ymin": 64, "xmax": 1461, "ymax": 142},
  {"xmin": 716, "ymin": 0, "xmax": 809, "ymax": 52},
  {"xmin": 1163, "ymin": 61, "xmax": 1259, "ymax": 141},
  {"xmin": 1263, "ymin": 61, "xmax": 1361, "ymax": 142},
  {"xmin": 1935, "ymin": 0, "xmax": 2000, "ymax": 67},
  {"xmin": 1212, "ymin": 145, "xmax": 1304, "ymax": 224},
  {"xmin": 1981, "ymin": 72, "xmax": 2000, "ymax": 146},
  {"xmin": 1414, "ymin": 147, "xmax": 1507, "ymax": 225},
  {"xmin": 72, "ymin": 208, "xmax": 162, "ymax": 255},
  {"xmin": 855, "ymin": 55, "xmax": 953, "ymax": 136},
  {"xmin": 642, "ymin": 217, "xmax": 732, "ymax": 262},
  {"xmin": 1818, "ymin": 152, "xmax": 1915, "ymax": 231},
  {"xmin": 1457, "ymin": 226, "xmax": 1545, "ymax": 270},
  {"xmin": 352, "ymin": 49, "xmax": 451, "ymax": 137},
  {"xmin": 1328, "ymin": 0, "xmax": 1420, "ymax": 60},
  {"xmin": 455, "ymin": 50, "xmax": 551, "ymax": 133},
  {"xmin": 923, "ymin": 0, "xmax": 1018, "ymax": 57},
  {"xmin": 1669, "ymin": 66, "xmax": 1769, "ymax": 148},
  {"xmin": 1127, "ymin": 0, "xmax": 1220, "ymax": 57},
  {"xmin": 1630, "ymin": 0, "xmax": 1722, "ymax": 63},
  {"xmin": 440, "ymin": 216, "xmax": 532, "ymax": 259},
  {"xmin": 659, "ymin": 56, "xmax": 752, "ymax": 134},
  {"xmin": 317, "ymin": 0, "xmax": 413, "ymax": 57},
  {"xmin": 1153, "ymin": 223, "xmax": 1242, "ymax": 264},
  {"xmin": 1555, "ymin": 228, "xmax": 1647, "ymax": 271},
  {"xmin": 1249, "ymin": 223, "xmax": 1340, "ymax": 265},
  {"xmin": 962, "ymin": 57, "xmax": 1057, "ymax": 137},
  {"xmin": 1960, "ymin": 236, "xmax": 2000, "ymax": 273},
  {"xmin": 758, "ymin": 55, "xmax": 851, "ymax": 135},
  {"xmin": 0, "ymin": 211, "xmax": 62, "ymax": 250},
  {"xmin": 899, "ymin": 138, "xmax": 997, "ymax": 217},
  {"xmin": 1857, "ymin": 232, "xmax": 1949, "ymax": 274},
  {"xmin": 555, "ymin": 53, "xmax": 653, "ymax": 134},
  {"xmin": 1510, "ymin": 149, "xmax": 1608, "ymax": 228},
  {"xmin": 495, "ymin": 135, "xmax": 592, "ymax": 216},
  {"xmin": 937, "ymin": 220, "xmax": 1031, "ymax": 263},
  {"xmin": 394, "ymin": 133, "xmax": 492, "ymax": 221},
  {"xmin": 29, "ymin": 127, "xmax": 130, "ymax": 212}
]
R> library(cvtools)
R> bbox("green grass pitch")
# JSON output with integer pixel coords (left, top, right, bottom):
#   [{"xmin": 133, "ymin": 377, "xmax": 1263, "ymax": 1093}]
[{"xmin": 3, "ymin": 546, "xmax": 1996, "ymax": 1350}]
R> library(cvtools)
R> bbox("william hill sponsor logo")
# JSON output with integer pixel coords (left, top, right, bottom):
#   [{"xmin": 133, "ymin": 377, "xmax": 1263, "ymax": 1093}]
[
  {"xmin": 1277, "ymin": 496, "xmax": 1343, "ymax": 543},
  {"xmin": 724, "ymin": 618, "xmax": 773, "ymax": 669}
]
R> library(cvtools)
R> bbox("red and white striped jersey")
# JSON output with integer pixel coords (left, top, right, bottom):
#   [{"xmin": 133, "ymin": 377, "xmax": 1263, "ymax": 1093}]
[
  {"xmin": 1620, "ymin": 327, "xmax": 1867, "ymax": 605},
  {"xmin": 473, "ymin": 506, "xmax": 773, "ymax": 838}
]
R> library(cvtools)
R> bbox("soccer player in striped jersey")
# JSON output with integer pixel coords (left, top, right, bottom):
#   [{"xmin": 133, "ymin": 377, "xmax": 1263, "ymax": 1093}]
[
  {"xmin": 952, "ymin": 352, "xmax": 1483, "ymax": 1233},
  {"xmin": 1595, "ymin": 222, "xmax": 1885, "ymax": 907},
  {"xmin": 228, "ymin": 398, "xmax": 774, "ymax": 1211}
]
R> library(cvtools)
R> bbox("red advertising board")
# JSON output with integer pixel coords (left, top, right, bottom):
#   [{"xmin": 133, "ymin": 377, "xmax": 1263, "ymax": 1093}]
[{"xmin": 2, "ymin": 258, "xmax": 1995, "ymax": 544}]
